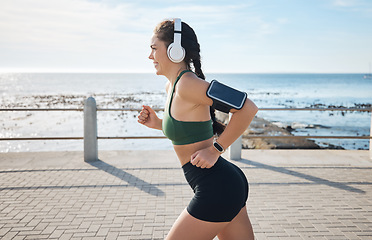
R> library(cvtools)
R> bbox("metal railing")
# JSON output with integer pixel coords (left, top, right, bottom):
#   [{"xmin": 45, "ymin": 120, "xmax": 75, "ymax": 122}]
[{"xmin": 1, "ymin": 97, "xmax": 371, "ymax": 160}]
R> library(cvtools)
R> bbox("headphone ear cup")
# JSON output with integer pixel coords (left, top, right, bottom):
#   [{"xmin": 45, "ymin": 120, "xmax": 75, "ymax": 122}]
[{"xmin": 167, "ymin": 43, "xmax": 185, "ymax": 63}]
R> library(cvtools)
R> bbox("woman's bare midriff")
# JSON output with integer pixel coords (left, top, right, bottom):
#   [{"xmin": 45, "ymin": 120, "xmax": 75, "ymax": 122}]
[{"xmin": 173, "ymin": 137, "xmax": 214, "ymax": 166}]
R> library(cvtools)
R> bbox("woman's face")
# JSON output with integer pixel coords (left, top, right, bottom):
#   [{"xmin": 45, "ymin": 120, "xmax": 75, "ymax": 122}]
[{"xmin": 148, "ymin": 35, "xmax": 170, "ymax": 76}]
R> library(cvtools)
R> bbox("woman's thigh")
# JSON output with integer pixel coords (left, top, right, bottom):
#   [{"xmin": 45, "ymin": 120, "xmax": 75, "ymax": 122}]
[
  {"xmin": 217, "ymin": 206, "xmax": 254, "ymax": 240},
  {"xmin": 166, "ymin": 208, "xmax": 229, "ymax": 240}
]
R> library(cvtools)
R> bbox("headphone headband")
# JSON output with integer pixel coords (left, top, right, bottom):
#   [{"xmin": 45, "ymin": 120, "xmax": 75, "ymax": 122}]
[
  {"xmin": 174, "ymin": 18, "xmax": 182, "ymax": 32},
  {"xmin": 167, "ymin": 18, "xmax": 185, "ymax": 63}
]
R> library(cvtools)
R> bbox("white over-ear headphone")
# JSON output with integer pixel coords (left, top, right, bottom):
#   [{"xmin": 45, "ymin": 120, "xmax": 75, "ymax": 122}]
[{"xmin": 167, "ymin": 18, "xmax": 185, "ymax": 63}]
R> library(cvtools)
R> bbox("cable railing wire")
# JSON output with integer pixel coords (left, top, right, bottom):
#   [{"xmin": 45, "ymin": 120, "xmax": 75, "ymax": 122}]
[
  {"xmin": 1, "ymin": 106, "xmax": 371, "ymax": 141},
  {"xmin": 1, "ymin": 107, "xmax": 370, "ymax": 112}
]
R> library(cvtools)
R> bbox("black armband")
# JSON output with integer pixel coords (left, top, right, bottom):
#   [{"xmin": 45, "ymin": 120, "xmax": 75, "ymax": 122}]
[{"xmin": 206, "ymin": 80, "xmax": 247, "ymax": 113}]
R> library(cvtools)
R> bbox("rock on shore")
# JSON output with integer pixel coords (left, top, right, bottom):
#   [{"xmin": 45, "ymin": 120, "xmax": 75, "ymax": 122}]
[{"xmin": 215, "ymin": 112, "xmax": 321, "ymax": 149}]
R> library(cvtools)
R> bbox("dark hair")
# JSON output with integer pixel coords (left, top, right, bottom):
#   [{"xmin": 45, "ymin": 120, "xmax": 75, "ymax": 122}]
[{"xmin": 154, "ymin": 19, "xmax": 225, "ymax": 135}]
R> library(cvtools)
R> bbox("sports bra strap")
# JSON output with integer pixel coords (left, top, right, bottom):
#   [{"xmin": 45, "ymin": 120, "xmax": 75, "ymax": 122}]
[
  {"xmin": 173, "ymin": 70, "xmax": 192, "ymax": 88},
  {"xmin": 170, "ymin": 69, "xmax": 192, "ymax": 100}
]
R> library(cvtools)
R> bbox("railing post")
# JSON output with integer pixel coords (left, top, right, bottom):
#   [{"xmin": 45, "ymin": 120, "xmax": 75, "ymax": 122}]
[
  {"xmin": 229, "ymin": 135, "xmax": 242, "ymax": 160},
  {"xmin": 229, "ymin": 113, "xmax": 242, "ymax": 160},
  {"xmin": 84, "ymin": 97, "xmax": 98, "ymax": 162},
  {"xmin": 370, "ymin": 107, "xmax": 372, "ymax": 160}
]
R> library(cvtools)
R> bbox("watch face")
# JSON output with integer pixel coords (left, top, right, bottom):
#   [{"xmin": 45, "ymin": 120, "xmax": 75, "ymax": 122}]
[{"xmin": 214, "ymin": 142, "xmax": 224, "ymax": 152}]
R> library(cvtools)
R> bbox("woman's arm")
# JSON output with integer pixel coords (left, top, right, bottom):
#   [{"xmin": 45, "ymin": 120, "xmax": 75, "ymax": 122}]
[
  {"xmin": 178, "ymin": 73, "xmax": 258, "ymax": 147},
  {"xmin": 177, "ymin": 73, "xmax": 258, "ymax": 168},
  {"xmin": 191, "ymin": 99, "xmax": 258, "ymax": 168},
  {"xmin": 137, "ymin": 105, "xmax": 162, "ymax": 130},
  {"xmin": 214, "ymin": 99, "xmax": 258, "ymax": 151}
]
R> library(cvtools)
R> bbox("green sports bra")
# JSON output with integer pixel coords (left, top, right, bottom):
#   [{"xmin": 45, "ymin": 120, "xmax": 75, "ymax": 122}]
[{"xmin": 162, "ymin": 70, "xmax": 214, "ymax": 145}]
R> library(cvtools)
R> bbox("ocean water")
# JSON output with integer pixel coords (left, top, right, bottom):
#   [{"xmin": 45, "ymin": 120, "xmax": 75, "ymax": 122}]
[{"xmin": 0, "ymin": 72, "xmax": 371, "ymax": 152}]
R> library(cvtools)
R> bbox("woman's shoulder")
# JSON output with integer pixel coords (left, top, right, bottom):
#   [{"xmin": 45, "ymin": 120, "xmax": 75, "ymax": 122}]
[
  {"xmin": 177, "ymin": 71, "xmax": 209, "ymax": 92},
  {"xmin": 176, "ymin": 71, "xmax": 211, "ymax": 104}
]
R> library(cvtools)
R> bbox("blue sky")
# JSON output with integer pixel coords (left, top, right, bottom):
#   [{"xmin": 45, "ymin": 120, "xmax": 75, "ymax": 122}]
[{"xmin": 1, "ymin": 0, "xmax": 371, "ymax": 73}]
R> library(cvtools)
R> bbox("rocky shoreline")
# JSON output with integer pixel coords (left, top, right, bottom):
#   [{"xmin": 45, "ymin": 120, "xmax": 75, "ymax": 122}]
[{"xmin": 215, "ymin": 112, "xmax": 344, "ymax": 150}]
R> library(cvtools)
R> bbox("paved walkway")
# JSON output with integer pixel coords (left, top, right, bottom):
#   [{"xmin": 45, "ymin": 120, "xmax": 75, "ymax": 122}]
[{"xmin": 0, "ymin": 150, "xmax": 372, "ymax": 240}]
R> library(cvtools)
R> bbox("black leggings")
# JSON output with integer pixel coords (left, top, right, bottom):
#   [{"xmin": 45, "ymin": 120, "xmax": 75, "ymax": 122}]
[{"xmin": 182, "ymin": 156, "xmax": 249, "ymax": 222}]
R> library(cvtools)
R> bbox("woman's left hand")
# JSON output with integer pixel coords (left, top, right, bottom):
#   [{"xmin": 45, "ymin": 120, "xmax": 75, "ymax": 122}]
[{"xmin": 191, "ymin": 146, "xmax": 220, "ymax": 168}]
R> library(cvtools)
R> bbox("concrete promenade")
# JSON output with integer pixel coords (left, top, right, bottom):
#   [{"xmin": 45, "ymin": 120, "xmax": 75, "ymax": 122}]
[{"xmin": 0, "ymin": 149, "xmax": 372, "ymax": 240}]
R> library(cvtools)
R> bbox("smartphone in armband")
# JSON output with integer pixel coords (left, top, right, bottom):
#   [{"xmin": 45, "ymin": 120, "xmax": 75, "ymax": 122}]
[{"xmin": 206, "ymin": 80, "xmax": 247, "ymax": 113}]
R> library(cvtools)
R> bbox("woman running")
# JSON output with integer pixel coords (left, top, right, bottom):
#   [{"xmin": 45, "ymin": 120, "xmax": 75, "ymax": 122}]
[{"xmin": 138, "ymin": 18, "xmax": 258, "ymax": 240}]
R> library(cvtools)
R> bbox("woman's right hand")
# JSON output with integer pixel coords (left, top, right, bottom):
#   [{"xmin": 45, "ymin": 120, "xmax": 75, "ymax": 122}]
[{"xmin": 137, "ymin": 105, "xmax": 162, "ymax": 130}]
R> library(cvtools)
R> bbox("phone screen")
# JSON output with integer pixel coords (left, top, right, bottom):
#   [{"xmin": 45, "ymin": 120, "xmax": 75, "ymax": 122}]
[{"xmin": 207, "ymin": 80, "xmax": 247, "ymax": 109}]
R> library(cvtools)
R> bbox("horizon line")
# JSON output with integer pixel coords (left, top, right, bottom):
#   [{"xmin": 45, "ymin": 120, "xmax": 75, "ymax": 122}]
[{"xmin": 0, "ymin": 70, "xmax": 369, "ymax": 74}]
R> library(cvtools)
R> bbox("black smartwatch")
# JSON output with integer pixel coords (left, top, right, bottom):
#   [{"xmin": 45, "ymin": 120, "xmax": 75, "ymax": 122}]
[{"xmin": 213, "ymin": 140, "xmax": 225, "ymax": 154}]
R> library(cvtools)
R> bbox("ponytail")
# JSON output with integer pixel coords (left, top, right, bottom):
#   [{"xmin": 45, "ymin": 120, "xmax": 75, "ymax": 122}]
[
  {"xmin": 209, "ymin": 105, "xmax": 226, "ymax": 136},
  {"xmin": 192, "ymin": 57, "xmax": 205, "ymax": 80}
]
